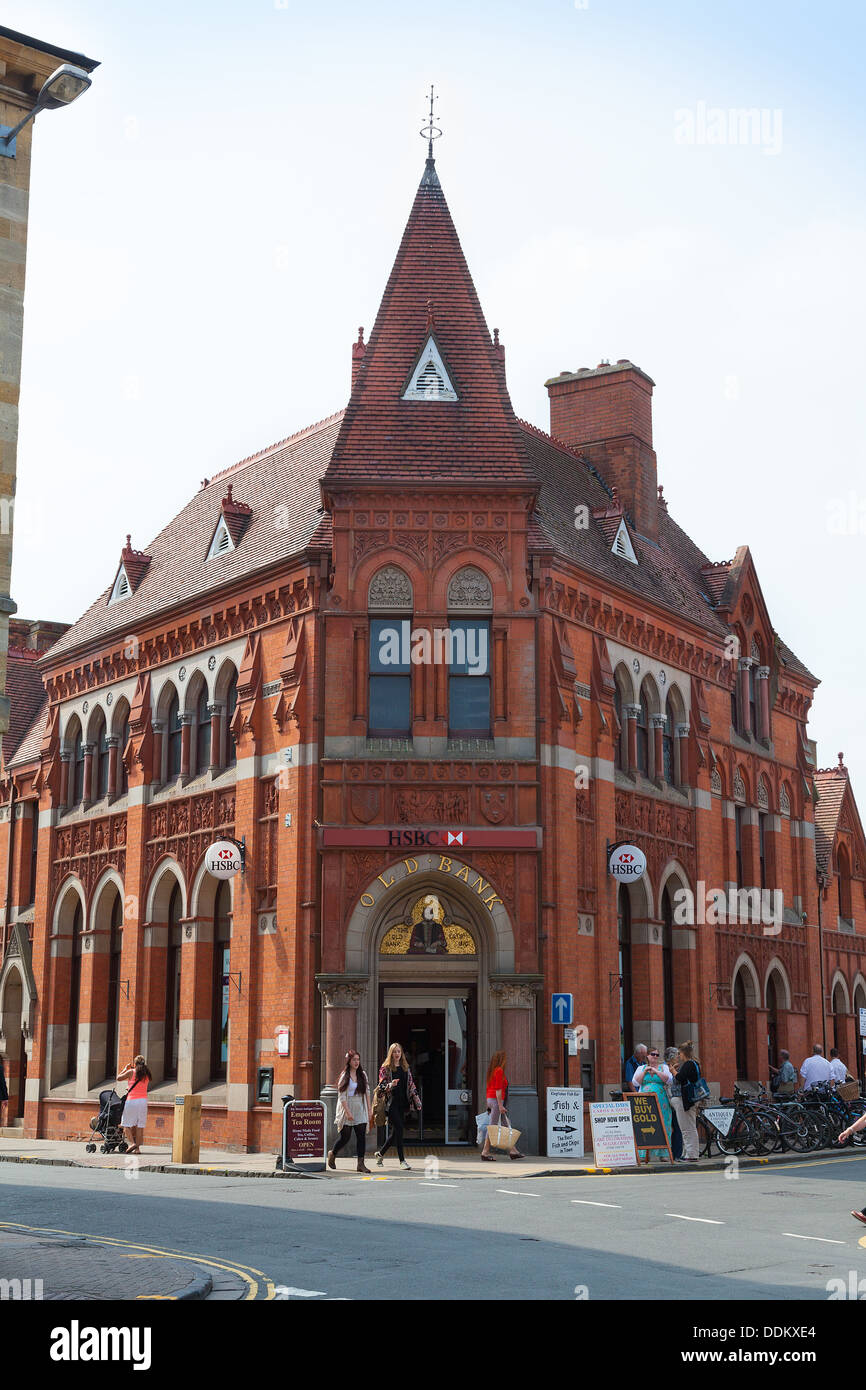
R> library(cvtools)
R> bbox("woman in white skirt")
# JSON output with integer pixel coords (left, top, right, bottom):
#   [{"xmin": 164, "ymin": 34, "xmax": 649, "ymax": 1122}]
[
  {"xmin": 117, "ymin": 1055, "xmax": 151, "ymax": 1155},
  {"xmin": 327, "ymin": 1051, "xmax": 372, "ymax": 1174}
]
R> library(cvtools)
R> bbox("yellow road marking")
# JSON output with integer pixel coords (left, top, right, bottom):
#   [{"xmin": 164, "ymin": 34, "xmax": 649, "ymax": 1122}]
[{"xmin": 0, "ymin": 1220, "xmax": 274, "ymax": 1300}]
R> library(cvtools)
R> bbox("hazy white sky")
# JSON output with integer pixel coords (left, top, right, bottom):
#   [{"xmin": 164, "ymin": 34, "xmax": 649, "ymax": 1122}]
[{"xmin": 8, "ymin": 0, "xmax": 866, "ymax": 789}]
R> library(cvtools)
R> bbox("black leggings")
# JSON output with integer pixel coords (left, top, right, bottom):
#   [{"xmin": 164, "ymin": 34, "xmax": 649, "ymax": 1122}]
[
  {"xmin": 332, "ymin": 1123, "xmax": 367, "ymax": 1160},
  {"xmin": 378, "ymin": 1108, "xmax": 406, "ymax": 1162}
]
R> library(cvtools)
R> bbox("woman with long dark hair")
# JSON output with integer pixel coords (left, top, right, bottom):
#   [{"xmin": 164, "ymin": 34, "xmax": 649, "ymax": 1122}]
[
  {"xmin": 328, "ymin": 1050, "xmax": 373, "ymax": 1174},
  {"xmin": 117, "ymin": 1054, "xmax": 152, "ymax": 1155},
  {"xmin": 480, "ymin": 1049, "xmax": 523, "ymax": 1160},
  {"xmin": 374, "ymin": 1042, "xmax": 421, "ymax": 1170}
]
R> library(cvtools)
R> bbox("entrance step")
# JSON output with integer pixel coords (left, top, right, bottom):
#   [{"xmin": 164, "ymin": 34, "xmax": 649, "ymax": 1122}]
[{"xmin": 0, "ymin": 1127, "xmax": 25, "ymax": 1137}]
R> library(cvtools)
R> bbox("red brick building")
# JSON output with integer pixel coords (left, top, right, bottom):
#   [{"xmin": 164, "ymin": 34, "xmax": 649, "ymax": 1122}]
[{"xmin": 1, "ymin": 151, "xmax": 864, "ymax": 1151}]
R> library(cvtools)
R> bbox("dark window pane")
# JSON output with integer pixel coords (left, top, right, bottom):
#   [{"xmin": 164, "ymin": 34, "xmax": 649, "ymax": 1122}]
[
  {"xmin": 447, "ymin": 620, "xmax": 490, "ymax": 677},
  {"xmin": 369, "ymin": 619, "xmax": 411, "ymax": 674},
  {"xmin": 369, "ymin": 675, "xmax": 411, "ymax": 735},
  {"xmin": 225, "ymin": 672, "xmax": 238, "ymax": 767},
  {"xmin": 448, "ymin": 675, "xmax": 491, "ymax": 736}
]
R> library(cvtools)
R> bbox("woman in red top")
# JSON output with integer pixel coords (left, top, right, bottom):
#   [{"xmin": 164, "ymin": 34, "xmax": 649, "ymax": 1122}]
[
  {"xmin": 117, "ymin": 1055, "xmax": 151, "ymax": 1155},
  {"xmin": 480, "ymin": 1050, "xmax": 523, "ymax": 1161}
]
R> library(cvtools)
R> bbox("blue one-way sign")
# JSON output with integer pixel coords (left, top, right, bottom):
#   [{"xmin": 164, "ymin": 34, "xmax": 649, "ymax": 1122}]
[{"xmin": 551, "ymin": 993, "xmax": 573, "ymax": 1025}]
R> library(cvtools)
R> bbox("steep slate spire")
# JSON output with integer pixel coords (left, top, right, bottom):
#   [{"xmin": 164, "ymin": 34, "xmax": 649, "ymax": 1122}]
[{"xmin": 322, "ymin": 156, "xmax": 535, "ymax": 491}]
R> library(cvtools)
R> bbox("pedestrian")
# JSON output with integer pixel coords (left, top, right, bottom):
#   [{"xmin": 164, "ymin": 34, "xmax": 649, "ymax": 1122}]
[
  {"xmin": 631, "ymin": 1047, "xmax": 673, "ymax": 1162},
  {"xmin": 480, "ymin": 1049, "xmax": 524, "ymax": 1161},
  {"xmin": 374, "ymin": 1043, "xmax": 421, "ymax": 1170},
  {"xmin": 624, "ymin": 1043, "xmax": 647, "ymax": 1093},
  {"xmin": 670, "ymin": 1042, "xmax": 702, "ymax": 1163},
  {"xmin": 664, "ymin": 1047, "xmax": 684, "ymax": 1160},
  {"xmin": 838, "ymin": 1110, "xmax": 866, "ymax": 1222},
  {"xmin": 117, "ymin": 1054, "xmax": 151, "ymax": 1155},
  {"xmin": 328, "ymin": 1050, "xmax": 373, "ymax": 1174},
  {"xmin": 0, "ymin": 1056, "xmax": 8, "ymax": 1117},
  {"xmin": 800, "ymin": 1044, "xmax": 832, "ymax": 1090},
  {"xmin": 769, "ymin": 1050, "xmax": 797, "ymax": 1093},
  {"xmin": 829, "ymin": 1047, "xmax": 849, "ymax": 1085}
]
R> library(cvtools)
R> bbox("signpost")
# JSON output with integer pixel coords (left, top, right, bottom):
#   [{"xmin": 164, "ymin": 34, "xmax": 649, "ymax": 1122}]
[
  {"xmin": 547, "ymin": 1087, "xmax": 584, "ymax": 1158},
  {"xmin": 551, "ymin": 994, "xmax": 574, "ymax": 1085},
  {"xmin": 278, "ymin": 1096, "xmax": 327, "ymax": 1172},
  {"xmin": 564, "ymin": 1027, "xmax": 579, "ymax": 1057},
  {"xmin": 589, "ymin": 1100, "xmax": 637, "ymax": 1167},
  {"xmin": 628, "ymin": 1092, "xmax": 673, "ymax": 1164}
]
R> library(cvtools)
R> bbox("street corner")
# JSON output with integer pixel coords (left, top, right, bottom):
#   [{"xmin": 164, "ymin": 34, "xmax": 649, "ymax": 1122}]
[{"xmin": 0, "ymin": 1224, "xmax": 262, "ymax": 1301}]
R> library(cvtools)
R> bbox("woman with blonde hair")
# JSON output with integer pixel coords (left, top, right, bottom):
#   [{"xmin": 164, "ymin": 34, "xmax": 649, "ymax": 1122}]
[
  {"xmin": 480, "ymin": 1049, "xmax": 523, "ymax": 1161},
  {"xmin": 374, "ymin": 1042, "xmax": 421, "ymax": 1170},
  {"xmin": 670, "ymin": 1041, "xmax": 702, "ymax": 1163},
  {"xmin": 117, "ymin": 1054, "xmax": 151, "ymax": 1155}
]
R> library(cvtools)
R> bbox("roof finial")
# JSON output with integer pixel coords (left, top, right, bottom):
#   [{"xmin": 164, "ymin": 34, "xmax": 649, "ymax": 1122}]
[
  {"xmin": 426, "ymin": 298, "xmax": 435, "ymax": 331},
  {"xmin": 420, "ymin": 83, "xmax": 442, "ymax": 161},
  {"xmin": 838, "ymin": 751, "xmax": 847, "ymax": 772}
]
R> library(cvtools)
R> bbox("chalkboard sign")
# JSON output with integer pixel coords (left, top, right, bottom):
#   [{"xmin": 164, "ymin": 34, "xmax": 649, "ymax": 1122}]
[{"xmin": 628, "ymin": 1092, "xmax": 673, "ymax": 1164}]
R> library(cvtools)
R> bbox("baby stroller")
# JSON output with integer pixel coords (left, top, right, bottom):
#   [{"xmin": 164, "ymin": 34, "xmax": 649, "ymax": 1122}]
[{"xmin": 84, "ymin": 1088, "xmax": 129, "ymax": 1154}]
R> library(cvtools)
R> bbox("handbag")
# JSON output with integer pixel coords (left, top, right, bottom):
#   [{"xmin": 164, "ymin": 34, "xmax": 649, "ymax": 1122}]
[
  {"xmin": 684, "ymin": 1062, "xmax": 710, "ymax": 1106},
  {"xmin": 475, "ymin": 1110, "xmax": 490, "ymax": 1147},
  {"xmin": 487, "ymin": 1116, "xmax": 522, "ymax": 1151},
  {"xmin": 372, "ymin": 1081, "xmax": 390, "ymax": 1127}
]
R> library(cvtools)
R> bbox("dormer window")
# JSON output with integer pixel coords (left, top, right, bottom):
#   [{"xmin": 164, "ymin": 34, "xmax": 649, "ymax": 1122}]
[
  {"xmin": 109, "ymin": 567, "xmax": 131, "ymax": 604},
  {"xmin": 612, "ymin": 519, "xmax": 638, "ymax": 564},
  {"xmin": 402, "ymin": 334, "xmax": 458, "ymax": 402},
  {"xmin": 207, "ymin": 517, "xmax": 234, "ymax": 559}
]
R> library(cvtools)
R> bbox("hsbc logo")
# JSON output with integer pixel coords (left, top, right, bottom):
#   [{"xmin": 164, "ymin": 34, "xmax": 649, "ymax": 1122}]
[
  {"xmin": 387, "ymin": 829, "xmax": 467, "ymax": 848},
  {"xmin": 608, "ymin": 842, "xmax": 647, "ymax": 879}
]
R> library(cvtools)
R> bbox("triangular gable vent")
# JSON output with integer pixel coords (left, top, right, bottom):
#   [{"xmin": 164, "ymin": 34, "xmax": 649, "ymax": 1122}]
[
  {"xmin": 612, "ymin": 519, "xmax": 638, "ymax": 564},
  {"xmin": 207, "ymin": 516, "xmax": 235, "ymax": 559},
  {"xmin": 402, "ymin": 335, "xmax": 458, "ymax": 402},
  {"xmin": 109, "ymin": 566, "xmax": 132, "ymax": 604}
]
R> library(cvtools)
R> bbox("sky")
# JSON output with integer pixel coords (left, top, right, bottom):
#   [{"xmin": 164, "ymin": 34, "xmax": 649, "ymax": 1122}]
[{"xmin": 7, "ymin": 0, "xmax": 866, "ymax": 789}]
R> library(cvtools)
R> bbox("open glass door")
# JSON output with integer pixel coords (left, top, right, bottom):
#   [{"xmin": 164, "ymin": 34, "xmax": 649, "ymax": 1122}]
[{"xmin": 446, "ymin": 995, "xmax": 471, "ymax": 1143}]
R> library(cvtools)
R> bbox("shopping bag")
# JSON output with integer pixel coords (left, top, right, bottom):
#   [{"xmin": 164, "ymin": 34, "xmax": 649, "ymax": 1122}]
[
  {"xmin": 475, "ymin": 1110, "xmax": 490, "ymax": 1146},
  {"xmin": 487, "ymin": 1119, "xmax": 521, "ymax": 1151}
]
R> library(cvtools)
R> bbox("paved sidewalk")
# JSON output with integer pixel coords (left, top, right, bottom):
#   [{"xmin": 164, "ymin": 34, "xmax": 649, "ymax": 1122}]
[
  {"xmin": 0, "ymin": 1227, "xmax": 219, "ymax": 1301},
  {"xmin": 0, "ymin": 1133, "xmax": 840, "ymax": 1179}
]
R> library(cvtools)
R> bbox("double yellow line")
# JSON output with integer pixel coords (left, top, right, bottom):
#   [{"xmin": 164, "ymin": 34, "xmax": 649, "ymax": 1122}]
[{"xmin": 0, "ymin": 1220, "xmax": 275, "ymax": 1300}]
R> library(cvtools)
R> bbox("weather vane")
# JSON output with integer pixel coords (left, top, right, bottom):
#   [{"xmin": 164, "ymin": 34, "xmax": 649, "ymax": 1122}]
[{"xmin": 420, "ymin": 84, "xmax": 442, "ymax": 159}]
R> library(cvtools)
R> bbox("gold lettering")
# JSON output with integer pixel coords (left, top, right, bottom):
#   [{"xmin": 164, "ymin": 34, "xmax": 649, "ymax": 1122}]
[
  {"xmin": 403, "ymin": 858, "xmax": 418, "ymax": 874},
  {"xmin": 454, "ymin": 864, "xmax": 470, "ymax": 882},
  {"xmin": 482, "ymin": 893, "xmax": 502, "ymax": 910},
  {"xmin": 471, "ymin": 876, "xmax": 490, "ymax": 896},
  {"xmin": 377, "ymin": 874, "xmax": 395, "ymax": 888},
  {"xmin": 360, "ymin": 893, "xmax": 375, "ymax": 907},
  {"xmin": 438, "ymin": 856, "xmax": 453, "ymax": 873}
]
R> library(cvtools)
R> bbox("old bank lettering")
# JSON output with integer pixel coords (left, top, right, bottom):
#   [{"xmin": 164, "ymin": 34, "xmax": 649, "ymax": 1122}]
[{"xmin": 356, "ymin": 854, "xmax": 502, "ymax": 914}]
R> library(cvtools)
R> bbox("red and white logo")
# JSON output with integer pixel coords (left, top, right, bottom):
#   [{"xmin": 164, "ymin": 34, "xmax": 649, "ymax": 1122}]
[
  {"xmin": 608, "ymin": 843, "xmax": 647, "ymax": 879},
  {"xmin": 446, "ymin": 831, "xmax": 465, "ymax": 846}
]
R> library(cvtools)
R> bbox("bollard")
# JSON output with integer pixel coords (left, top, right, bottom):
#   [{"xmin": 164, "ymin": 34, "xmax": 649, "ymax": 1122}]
[{"xmin": 172, "ymin": 1094, "xmax": 202, "ymax": 1164}]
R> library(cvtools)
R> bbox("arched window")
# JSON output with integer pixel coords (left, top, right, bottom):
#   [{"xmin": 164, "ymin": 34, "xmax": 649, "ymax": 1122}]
[
  {"xmin": 832, "ymin": 981, "xmax": 847, "ymax": 1054},
  {"xmin": 617, "ymin": 887, "xmax": 633, "ymax": 1065},
  {"xmin": 91, "ymin": 711, "xmax": 109, "ymax": 800},
  {"xmin": 195, "ymin": 686, "xmax": 211, "ymax": 776},
  {"xmin": 104, "ymin": 892, "xmax": 123, "ymax": 1081},
  {"xmin": 117, "ymin": 711, "xmax": 130, "ymax": 796},
  {"xmin": 636, "ymin": 687, "xmax": 650, "ymax": 776},
  {"xmin": 748, "ymin": 662, "xmax": 757, "ymax": 737},
  {"xmin": 67, "ymin": 899, "xmax": 83, "ymax": 1081},
  {"xmin": 211, "ymin": 881, "xmax": 231, "ymax": 1079},
  {"xmin": 837, "ymin": 845, "xmax": 853, "ymax": 922},
  {"xmin": 766, "ymin": 973, "xmax": 779, "ymax": 1072},
  {"xmin": 166, "ymin": 690, "xmax": 182, "ymax": 779},
  {"xmin": 613, "ymin": 684, "xmax": 623, "ymax": 771},
  {"xmin": 164, "ymin": 882, "xmax": 183, "ymax": 1079},
  {"xmin": 661, "ymin": 705, "xmax": 674, "ymax": 785},
  {"xmin": 224, "ymin": 670, "xmax": 238, "ymax": 767}
]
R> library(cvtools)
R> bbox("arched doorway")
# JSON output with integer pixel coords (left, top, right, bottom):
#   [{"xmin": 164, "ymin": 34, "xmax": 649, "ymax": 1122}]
[
  {"xmin": 832, "ymin": 979, "xmax": 847, "ymax": 1055},
  {"xmin": 0, "ymin": 969, "xmax": 24, "ymax": 1121},
  {"xmin": 854, "ymin": 981, "xmax": 866, "ymax": 1089},
  {"xmin": 734, "ymin": 973, "xmax": 748, "ymax": 1079},
  {"xmin": 766, "ymin": 973, "xmax": 778, "ymax": 1071},
  {"xmin": 334, "ymin": 855, "xmax": 527, "ymax": 1146}
]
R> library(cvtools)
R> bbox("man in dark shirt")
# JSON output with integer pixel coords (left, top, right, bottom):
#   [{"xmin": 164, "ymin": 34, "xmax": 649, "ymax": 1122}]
[{"xmin": 624, "ymin": 1044, "xmax": 647, "ymax": 1092}]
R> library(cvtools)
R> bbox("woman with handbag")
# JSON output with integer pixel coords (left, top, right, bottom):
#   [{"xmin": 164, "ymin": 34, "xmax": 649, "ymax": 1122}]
[
  {"xmin": 328, "ymin": 1051, "xmax": 373, "ymax": 1174},
  {"xmin": 480, "ymin": 1050, "xmax": 523, "ymax": 1161},
  {"xmin": 671, "ymin": 1041, "xmax": 704, "ymax": 1162},
  {"xmin": 374, "ymin": 1042, "xmax": 421, "ymax": 1170}
]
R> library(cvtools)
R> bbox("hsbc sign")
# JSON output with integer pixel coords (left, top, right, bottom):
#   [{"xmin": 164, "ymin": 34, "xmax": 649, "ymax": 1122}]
[
  {"xmin": 608, "ymin": 843, "xmax": 647, "ymax": 879},
  {"xmin": 387, "ymin": 829, "xmax": 466, "ymax": 847}
]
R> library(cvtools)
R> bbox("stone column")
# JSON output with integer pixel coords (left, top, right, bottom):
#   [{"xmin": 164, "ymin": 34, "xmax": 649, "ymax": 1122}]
[
  {"xmin": 207, "ymin": 703, "xmax": 223, "ymax": 774},
  {"xmin": 756, "ymin": 666, "xmax": 771, "ymax": 742},
  {"xmin": 675, "ymin": 723, "xmax": 690, "ymax": 787},
  {"xmin": 624, "ymin": 703, "xmax": 640, "ymax": 774},
  {"xmin": 318, "ymin": 979, "xmax": 368, "ymax": 1148},
  {"xmin": 106, "ymin": 736, "xmax": 119, "ymax": 800},
  {"xmin": 81, "ymin": 743, "xmax": 94, "ymax": 808},
  {"xmin": 738, "ymin": 659, "xmax": 753, "ymax": 737},
  {"xmin": 490, "ymin": 979, "xmax": 539, "ymax": 1154}
]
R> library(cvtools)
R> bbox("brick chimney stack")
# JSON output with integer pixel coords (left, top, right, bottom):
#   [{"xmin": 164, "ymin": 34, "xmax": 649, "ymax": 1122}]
[{"xmin": 545, "ymin": 360, "xmax": 658, "ymax": 543}]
